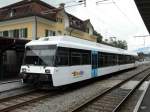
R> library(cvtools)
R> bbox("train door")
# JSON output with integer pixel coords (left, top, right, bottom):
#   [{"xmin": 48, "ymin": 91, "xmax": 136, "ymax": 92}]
[{"xmin": 91, "ymin": 51, "xmax": 98, "ymax": 77}]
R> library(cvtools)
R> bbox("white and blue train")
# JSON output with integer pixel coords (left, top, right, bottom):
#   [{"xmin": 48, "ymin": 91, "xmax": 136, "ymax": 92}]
[{"xmin": 20, "ymin": 36, "xmax": 138, "ymax": 87}]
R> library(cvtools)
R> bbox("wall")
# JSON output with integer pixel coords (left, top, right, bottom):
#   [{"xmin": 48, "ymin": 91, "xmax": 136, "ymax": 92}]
[
  {"xmin": 36, "ymin": 17, "xmax": 65, "ymax": 38},
  {"xmin": 0, "ymin": 17, "xmax": 34, "ymax": 40},
  {"xmin": 66, "ymin": 28, "xmax": 97, "ymax": 42}
]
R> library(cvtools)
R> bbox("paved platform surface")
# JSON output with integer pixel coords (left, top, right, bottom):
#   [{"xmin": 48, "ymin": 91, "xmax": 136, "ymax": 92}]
[
  {"xmin": 138, "ymin": 83, "xmax": 150, "ymax": 112},
  {"xmin": 0, "ymin": 79, "xmax": 25, "ymax": 92}
]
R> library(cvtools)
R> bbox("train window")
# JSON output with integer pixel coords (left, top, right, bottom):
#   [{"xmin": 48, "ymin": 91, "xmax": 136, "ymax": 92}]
[
  {"xmin": 99, "ymin": 52, "xmax": 119, "ymax": 67},
  {"xmin": 127, "ymin": 55, "xmax": 131, "ymax": 63},
  {"xmin": 108, "ymin": 54, "xmax": 113, "ymax": 66},
  {"xmin": 104, "ymin": 53, "xmax": 108, "ymax": 66},
  {"xmin": 112, "ymin": 54, "xmax": 117, "ymax": 65},
  {"xmin": 24, "ymin": 45, "xmax": 56, "ymax": 66},
  {"xmin": 99, "ymin": 52, "xmax": 107, "ymax": 67},
  {"xmin": 119, "ymin": 55, "xmax": 124, "ymax": 64},
  {"xmin": 99, "ymin": 53, "xmax": 134, "ymax": 66},
  {"xmin": 100, "ymin": 52, "xmax": 104, "ymax": 67},
  {"xmin": 55, "ymin": 47, "xmax": 69, "ymax": 66},
  {"xmin": 82, "ymin": 53, "xmax": 90, "ymax": 65},
  {"xmin": 71, "ymin": 52, "xmax": 81, "ymax": 65},
  {"xmin": 130, "ymin": 56, "xmax": 134, "ymax": 63},
  {"xmin": 123, "ymin": 55, "xmax": 126, "ymax": 64}
]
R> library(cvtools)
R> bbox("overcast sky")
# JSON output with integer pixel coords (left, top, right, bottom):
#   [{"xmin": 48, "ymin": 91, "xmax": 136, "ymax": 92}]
[{"xmin": 0, "ymin": 0, "xmax": 149, "ymax": 50}]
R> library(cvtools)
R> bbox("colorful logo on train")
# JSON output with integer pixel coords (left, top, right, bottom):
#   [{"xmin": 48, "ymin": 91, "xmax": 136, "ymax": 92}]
[{"xmin": 72, "ymin": 70, "xmax": 84, "ymax": 77}]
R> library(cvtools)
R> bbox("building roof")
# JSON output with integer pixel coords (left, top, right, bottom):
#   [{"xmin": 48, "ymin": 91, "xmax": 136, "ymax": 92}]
[
  {"xmin": 134, "ymin": 0, "xmax": 150, "ymax": 33},
  {"xmin": 0, "ymin": 0, "xmax": 59, "ymax": 22},
  {"xmin": 66, "ymin": 13, "xmax": 94, "ymax": 32},
  {"xmin": 66, "ymin": 12, "xmax": 86, "ymax": 32},
  {"xmin": 0, "ymin": 0, "xmax": 94, "ymax": 33},
  {"xmin": 0, "ymin": 0, "xmax": 55, "ymax": 10}
]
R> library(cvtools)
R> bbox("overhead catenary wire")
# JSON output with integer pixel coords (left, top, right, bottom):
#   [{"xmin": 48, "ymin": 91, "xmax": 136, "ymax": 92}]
[
  {"xmin": 96, "ymin": 2, "xmax": 115, "ymax": 4},
  {"xmin": 41, "ymin": 0, "xmax": 115, "ymax": 38},
  {"xmin": 134, "ymin": 35, "xmax": 150, "ymax": 47},
  {"xmin": 96, "ymin": 0, "xmax": 139, "ymax": 31},
  {"xmin": 41, "ymin": 1, "xmax": 86, "ymax": 14},
  {"xmin": 65, "ymin": 3, "xmax": 85, "ymax": 8},
  {"xmin": 134, "ymin": 35, "xmax": 150, "ymax": 37},
  {"xmin": 96, "ymin": 0, "xmax": 111, "ymax": 4},
  {"xmin": 111, "ymin": 0, "xmax": 138, "ymax": 30},
  {"xmin": 62, "ymin": 0, "xmax": 76, "ymax": 4}
]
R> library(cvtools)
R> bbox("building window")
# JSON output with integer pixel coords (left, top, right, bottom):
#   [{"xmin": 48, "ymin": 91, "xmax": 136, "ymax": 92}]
[
  {"xmin": 3, "ymin": 31, "xmax": 8, "ymax": 37},
  {"xmin": 0, "ymin": 32, "xmax": 3, "ymax": 37},
  {"xmin": 56, "ymin": 18, "xmax": 63, "ymax": 23},
  {"xmin": 10, "ymin": 9, "xmax": 16, "ymax": 17},
  {"xmin": 1, "ymin": 28, "xmax": 28, "ymax": 38},
  {"xmin": 45, "ymin": 30, "xmax": 56, "ymax": 37},
  {"xmin": 8, "ymin": 30, "xmax": 14, "ymax": 37},
  {"xmin": 13, "ymin": 29, "xmax": 19, "ymax": 37},
  {"xmin": 19, "ymin": 28, "xmax": 28, "ymax": 38}
]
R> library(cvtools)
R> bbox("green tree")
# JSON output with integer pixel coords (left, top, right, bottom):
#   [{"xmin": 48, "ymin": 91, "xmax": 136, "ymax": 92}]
[
  {"xmin": 103, "ymin": 37, "xmax": 128, "ymax": 50},
  {"xmin": 117, "ymin": 40, "xmax": 128, "ymax": 50},
  {"xmin": 93, "ymin": 30, "xmax": 103, "ymax": 43}
]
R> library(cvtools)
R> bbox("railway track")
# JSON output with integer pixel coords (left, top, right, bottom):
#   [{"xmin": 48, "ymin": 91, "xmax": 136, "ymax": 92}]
[
  {"xmin": 0, "ymin": 66, "xmax": 149, "ymax": 112},
  {"xmin": 0, "ymin": 89, "xmax": 54, "ymax": 112},
  {"xmin": 69, "ymin": 67, "xmax": 150, "ymax": 112}
]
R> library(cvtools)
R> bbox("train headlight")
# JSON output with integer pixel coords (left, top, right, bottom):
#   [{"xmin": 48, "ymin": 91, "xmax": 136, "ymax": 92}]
[
  {"xmin": 45, "ymin": 69, "xmax": 50, "ymax": 74},
  {"xmin": 22, "ymin": 68, "xmax": 27, "ymax": 73}
]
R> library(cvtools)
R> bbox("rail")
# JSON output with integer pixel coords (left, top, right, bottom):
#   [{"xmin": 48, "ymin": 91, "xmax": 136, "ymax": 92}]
[
  {"xmin": 0, "ymin": 89, "xmax": 55, "ymax": 112},
  {"xmin": 69, "ymin": 67, "xmax": 150, "ymax": 112}
]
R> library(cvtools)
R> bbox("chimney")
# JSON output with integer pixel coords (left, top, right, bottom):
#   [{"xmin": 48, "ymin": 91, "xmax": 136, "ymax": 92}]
[{"xmin": 59, "ymin": 3, "xmax": 65, "ymax": 9}]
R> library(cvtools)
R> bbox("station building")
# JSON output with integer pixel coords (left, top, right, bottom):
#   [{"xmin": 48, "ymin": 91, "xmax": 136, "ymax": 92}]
[
  {"xmin": 0, "ymin": 0, "xmax": 97, "ymax": 41},
  {"xmin": 0, "ymin": 0, "xmax": 97, "ymax": 80}
]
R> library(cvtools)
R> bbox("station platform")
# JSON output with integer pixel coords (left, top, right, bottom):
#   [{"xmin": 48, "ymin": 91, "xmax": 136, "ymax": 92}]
[
  {"xmin": 138, "ymin": 82, "xmax": 150, "ymax": 112},
  {"xmin": 0, "ymin": 78, "xmax": 20, "ymax": 84},
  {"xmin": 0, "ymin": 78, "xmax": 24, "ymax": 93}
]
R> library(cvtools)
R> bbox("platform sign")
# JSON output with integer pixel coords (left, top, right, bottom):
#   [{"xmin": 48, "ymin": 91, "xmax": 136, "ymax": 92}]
[{"xmin": 91, "ymin": 51, "xmax": 98, "ymax": 77}]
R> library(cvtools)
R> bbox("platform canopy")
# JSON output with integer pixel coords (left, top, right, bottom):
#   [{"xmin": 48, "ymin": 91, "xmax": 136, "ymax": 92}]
[
  {"xmin": 0, "ymin": 37, "xmax": 30, "ymax": 52},
  {"xmin": 135, "ymin": 0, "xmax": 150, "ymax": 33}
]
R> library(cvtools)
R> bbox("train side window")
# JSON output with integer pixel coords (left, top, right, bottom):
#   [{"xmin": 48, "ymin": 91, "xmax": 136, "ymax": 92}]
[
  {"xmin": 112, "ymin": 54, "xmax": 117, "ymax": 65},
  {"xmin": 99, "ymin": 52, "xmax": 107, "ymax": 67},
  {"xmin": 128, "ymin": 55, "xmax": 131, "ymax": 63},
  {"xmin": 119, "ymin": 55, "xmax": 123, "ymax": 64},
  {"xmin": 109, "ymin": 54, "xmax": 113, "ymax": 66},
  {"xmin": 56, "ymin": 47, "xmax": 69, "ymax": 66},
  {"xmin": 99, "ymin": 52, "xmax": 105, "ymax": 67},
  {"xmin": 105, "ymin": 53, "xmax": 109, "ymax": 66},
  {"xmin": 82, "ymin": 53, "xmax": 90, "ymax": 65},
  {"xmin": 71, "ymin": 52, "xmax": 81, "ymax": 65}
]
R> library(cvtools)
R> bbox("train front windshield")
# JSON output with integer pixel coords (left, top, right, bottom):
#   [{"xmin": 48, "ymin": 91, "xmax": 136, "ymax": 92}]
[{"xmin": 24, "ymin": 45, "xmax": 56, "ymax": 66}]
